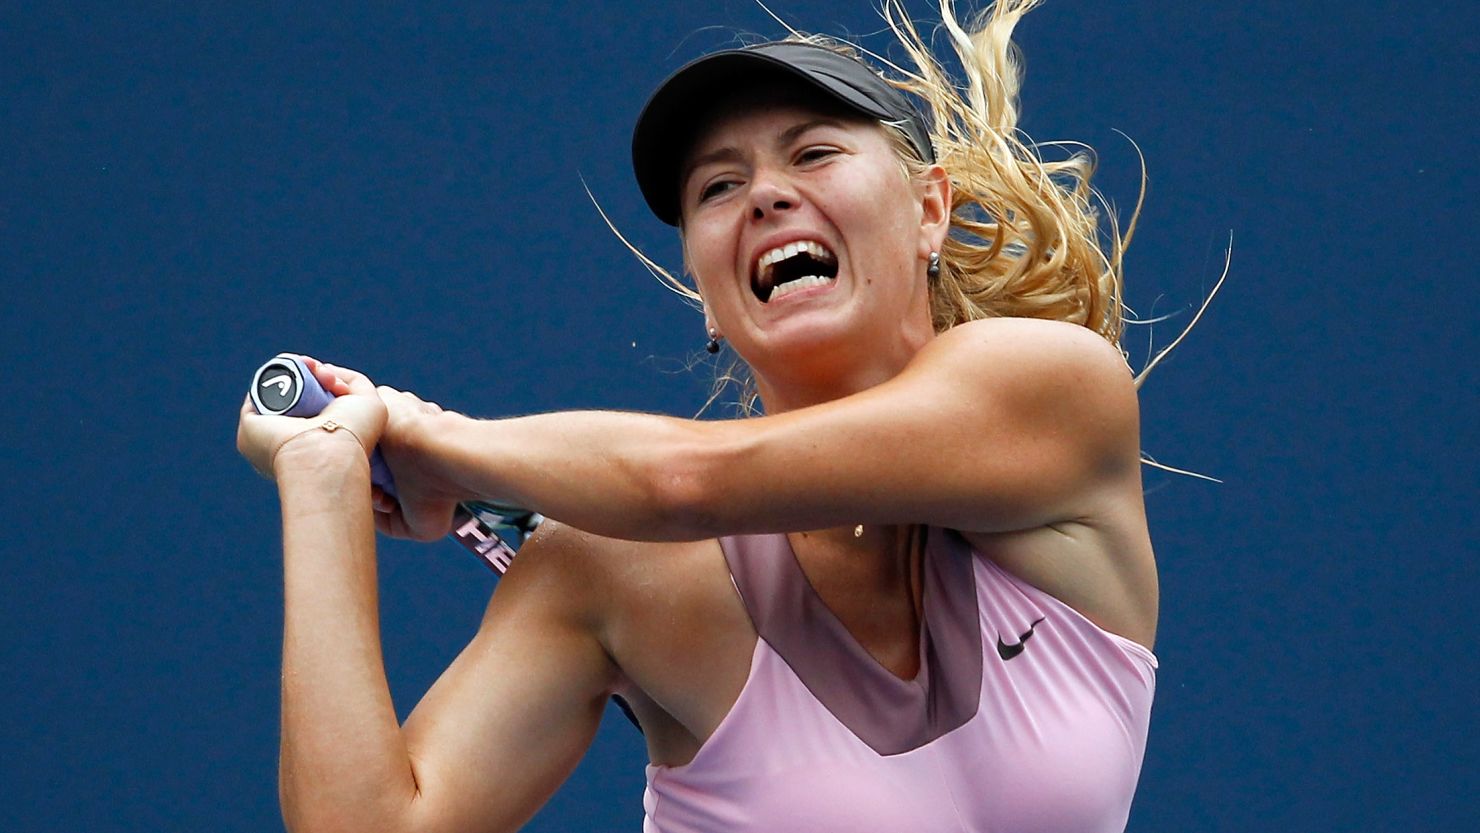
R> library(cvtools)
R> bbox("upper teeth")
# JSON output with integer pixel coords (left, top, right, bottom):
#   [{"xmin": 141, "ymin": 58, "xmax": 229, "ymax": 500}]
[{"xmin": 759, "ymin": 240, "xmax": 835, "ymax": 276}]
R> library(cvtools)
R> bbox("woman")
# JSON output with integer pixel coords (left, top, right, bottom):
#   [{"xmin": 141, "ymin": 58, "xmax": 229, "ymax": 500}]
[{"xmin": 237, "ymin": 2, "xmax": 1158, "ymax": 831}]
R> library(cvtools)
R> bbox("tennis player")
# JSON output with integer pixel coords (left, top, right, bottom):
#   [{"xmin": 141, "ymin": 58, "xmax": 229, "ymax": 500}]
[{"xmin": 237, "ymin": 2, "xmax": 1159, "ymax": 830}]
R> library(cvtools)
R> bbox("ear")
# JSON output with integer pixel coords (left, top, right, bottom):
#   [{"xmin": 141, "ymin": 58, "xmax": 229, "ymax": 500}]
[{"xmin": 915, "ymin": 164, "xmax": 951, "ymax": 261}]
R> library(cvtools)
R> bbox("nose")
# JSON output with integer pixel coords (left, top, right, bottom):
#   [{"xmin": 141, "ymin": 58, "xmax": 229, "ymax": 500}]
[{"xmin": 748, "ymin": 168, "xmax": 798, "ymax": 221}]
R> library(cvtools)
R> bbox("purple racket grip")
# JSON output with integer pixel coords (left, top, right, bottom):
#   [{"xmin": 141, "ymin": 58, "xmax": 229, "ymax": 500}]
[{"xmin": 249, "ymin": 353, "xmax": 397, "ymax": 493}]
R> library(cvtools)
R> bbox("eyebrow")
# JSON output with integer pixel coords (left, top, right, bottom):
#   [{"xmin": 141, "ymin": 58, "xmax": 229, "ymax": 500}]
[{"xmin": 681, "ymin": 117, "xmax": 847, "ymax": 190}]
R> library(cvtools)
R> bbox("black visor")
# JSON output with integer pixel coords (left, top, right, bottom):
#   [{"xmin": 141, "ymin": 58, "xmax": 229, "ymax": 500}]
[{"xmin": 631, "ymin": 41, "xmax": 934, "ymax": 226}]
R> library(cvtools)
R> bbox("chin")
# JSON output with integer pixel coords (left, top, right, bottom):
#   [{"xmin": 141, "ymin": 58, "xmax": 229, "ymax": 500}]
[{"xmin": 749, "ymin": 313, "xmax": 875, "ymax": 373}]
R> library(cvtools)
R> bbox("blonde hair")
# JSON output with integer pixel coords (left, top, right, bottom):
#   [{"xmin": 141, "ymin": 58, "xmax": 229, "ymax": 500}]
[
  {"xmin": 875, "ymin": 0, "xmax": 1134, "ymax": 341},
  {"xmin": 606, "ymin": 0, "xmax": 1149, "ymax": 414}
]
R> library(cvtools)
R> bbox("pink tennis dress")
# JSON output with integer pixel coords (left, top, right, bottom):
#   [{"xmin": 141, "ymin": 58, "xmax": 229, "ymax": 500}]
[{"xmin": 642, "ymin": 528, "xmax": 1157, "ymax": 832}]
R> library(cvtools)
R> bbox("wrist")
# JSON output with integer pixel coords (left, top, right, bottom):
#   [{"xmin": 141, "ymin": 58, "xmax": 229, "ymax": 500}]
[
  {"xmin": 272, "ymin": 427, "xmax": 368, "ymax": 480},
  {"xmin": 404, "ymin": 406, "xmax": 463, "ymax": 455},
  {"xmin": 404, "ymin": 408, "xmax": 484, "ymax": 501}
]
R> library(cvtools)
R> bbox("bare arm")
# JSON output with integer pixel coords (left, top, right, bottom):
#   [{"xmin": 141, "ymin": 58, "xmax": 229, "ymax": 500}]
[
  {"xmin": 274, "ymin": 437, "xmax": 414, "ymax": 832},
  {"xmin": 275, "ymin": 440, "xmax": 618, "ymax": 833},
  {"xmin": 245, "ymin": 366, "xmax": 619, "ymax": 833},
  {"xmin": 387, "ymin": 317, "xmax": 1140, "ymax": 541}
]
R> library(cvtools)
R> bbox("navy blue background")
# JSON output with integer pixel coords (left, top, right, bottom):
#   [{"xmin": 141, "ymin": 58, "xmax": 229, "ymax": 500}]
[{"xmin": 3, "ymin": 2, "xmax": 1475, "ymax": 830}]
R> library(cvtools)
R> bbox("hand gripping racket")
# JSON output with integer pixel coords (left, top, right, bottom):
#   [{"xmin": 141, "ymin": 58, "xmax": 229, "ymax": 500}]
[{"xmin": 249, "ymin": 354, "xmax": 542, "ymax": 574}]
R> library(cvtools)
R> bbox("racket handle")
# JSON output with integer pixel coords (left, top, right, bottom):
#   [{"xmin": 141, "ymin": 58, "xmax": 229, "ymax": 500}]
[
  {"xmin": 249, "ymin": 354, "xmax": 539, "ymax": 574},
  {"xmin": 250, "ymin": 354, "xmax": 397, "ymax": 492}
]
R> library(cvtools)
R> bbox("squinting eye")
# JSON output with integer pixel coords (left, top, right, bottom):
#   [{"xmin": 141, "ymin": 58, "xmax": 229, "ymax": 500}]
[
  {"xmin": 797, "ymin": 147, "xmax": 838, "ymax": 163},
  {"xmin": 699, "ymin": 180, "xmax": 738, "ymax": 201}
]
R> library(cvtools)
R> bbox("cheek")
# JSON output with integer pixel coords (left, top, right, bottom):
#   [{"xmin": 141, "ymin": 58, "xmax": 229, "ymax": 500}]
[
  {"xmin": 683, "ymin": 228, "xmax": 741, "ymax": 302},
  {"xmin": 832, "ymin": 170, "xmax": 920, "ymax": 265},
  {"xmin": 682, "ymin": 220, "xmax": 723, "ymax": 272}
]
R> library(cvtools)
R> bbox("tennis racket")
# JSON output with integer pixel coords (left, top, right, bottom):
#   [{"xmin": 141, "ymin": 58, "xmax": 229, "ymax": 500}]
[{"xmin": 249, "ymin": 353, "xmax": 542, "ymax": 574}]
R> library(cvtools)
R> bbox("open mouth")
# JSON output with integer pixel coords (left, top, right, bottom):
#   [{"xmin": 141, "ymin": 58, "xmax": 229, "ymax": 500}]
[{"xmin": 752, "ymin": 240, "xmax": 839, "ymax": 303}]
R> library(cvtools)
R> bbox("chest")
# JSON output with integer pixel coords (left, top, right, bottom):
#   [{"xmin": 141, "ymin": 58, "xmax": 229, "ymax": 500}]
[
  {"xmin": 608, "ymin": 534, "xmax": 934, "ymax": 765},
  {"xmin": 790, "ymin": 540, "xmax": 925, "ymax": 680},
  {"xmin": 641, "ymin": 539, "xmax": 1158, "ymax": 833}
]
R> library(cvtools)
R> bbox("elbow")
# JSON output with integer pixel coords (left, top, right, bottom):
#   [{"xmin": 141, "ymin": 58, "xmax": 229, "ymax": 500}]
[
  {"xmin": 282, "ymin": 809, "xmax": 405, "ymax": 833},
  {"xmin": 280, "ymin": 780, "xmax": 412, "ymax": 833},
  {"xmin": 279, "ymin": 788, "xmax": 338, "ymax": 833}
]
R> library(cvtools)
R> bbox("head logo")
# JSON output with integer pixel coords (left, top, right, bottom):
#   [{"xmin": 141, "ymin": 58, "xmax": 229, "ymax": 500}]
[
  {"xmin": 261, "ymin": 373, "xmax": 293, "ymax": 397},
  {"xmin": 249, "ymin": 356, "xmax": 306, "ymax": 415}
]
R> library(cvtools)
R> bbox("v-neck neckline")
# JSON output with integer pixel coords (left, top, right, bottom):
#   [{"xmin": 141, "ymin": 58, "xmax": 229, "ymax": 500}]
[
  {"xmin": 783, "ymin": 525, "xmax": 927, "ymax": 684},
  {"xmin": 719, "ymin": 528, "xmax": 984, "ymax": 755}
]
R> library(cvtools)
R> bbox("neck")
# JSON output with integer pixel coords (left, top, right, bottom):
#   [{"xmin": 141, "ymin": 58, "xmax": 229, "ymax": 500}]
[
  {"xmin": 751, "ymin": 324, "xmax": 934, "ymax": 414},
  {"xmin": 790, "ymin": 524, "xmax": 924, "ymax": 615},
  {"xmin": 754, "ymin": 363, "xmax": 898, "ymax": 413}
]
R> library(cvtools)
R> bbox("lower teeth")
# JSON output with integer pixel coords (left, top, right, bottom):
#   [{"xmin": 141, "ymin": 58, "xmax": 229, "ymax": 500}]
[{"xmin": 768, "ymin": 275, "xmax": 832, "ymax": 301}]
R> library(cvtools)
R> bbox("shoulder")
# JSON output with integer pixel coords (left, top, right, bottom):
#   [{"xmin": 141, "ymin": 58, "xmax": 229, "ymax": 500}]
[
  {"xmin": 492, "ymin": 521, "xmax": 643, "ymax": 619},
  {"xmin": 495, "ymin": 521, "xmax": 746, "ymax": 656},
  {"xmin": 509, "ymin": 521, "xmax": 714, "ymax": 599},
  {"xmin": 924, "ymin": 317, "xmax": 1133, "ymax": 389},
  {"xmin": 476, "ymin": 522, "xmax": 690, "ymax": 683},
  {"xmin": 501, "ymin": 522, "xmax": 755, "ymax": 748},
  {"xmin": 914, "ymin": 318, "xmax": 1139, "ymax": 456},
  {"xmin": 475, "ymin": 521, "xmax": 649, "ymax": 647}
]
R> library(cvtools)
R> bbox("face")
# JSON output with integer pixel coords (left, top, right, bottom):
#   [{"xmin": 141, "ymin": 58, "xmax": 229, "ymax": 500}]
[{"xmin": 678, "ymin": 95, "xmax": 946, "ymax": 386}]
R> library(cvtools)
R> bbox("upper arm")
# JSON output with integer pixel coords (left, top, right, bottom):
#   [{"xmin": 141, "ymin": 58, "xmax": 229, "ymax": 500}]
[
  {"xmin": 682, "ymin": 318, "xmax": 1141, "ymax": 535},
  {"xmin": 395, "ymin": 523, "xmax": 619, "ymax": 833}
]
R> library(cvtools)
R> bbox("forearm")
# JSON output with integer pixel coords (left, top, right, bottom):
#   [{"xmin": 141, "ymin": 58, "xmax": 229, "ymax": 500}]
[
  {"xmin": 275, "ymin": 437, "xmax": 418, "ymax": 832},
  {"xmin": 400, "ymin": 321, "xmax": 1140, "ymax": 541},
  {"xmin": 416, "ymin": 410, "xmax": 722, "ymax": 541}
]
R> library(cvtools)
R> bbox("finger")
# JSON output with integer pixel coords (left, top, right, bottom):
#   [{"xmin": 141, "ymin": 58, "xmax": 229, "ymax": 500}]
[
  {"xmin": 323, "ymin": 363, "xmax": 378, "ymax": 397},
  {"xmin": 371, "ymin": 485, "xmax": 397, "ymax": 514},
  {"xmin": 374, "ymin": 507, "xmax": 401, "ymax": 537},
  {"xmin": 375, "ymin": 506, "xmax": 410, "ymax": 539},
  {"xmin": 402, "ymin": 499, "xmax": 459, "ymax": 543},
  {"xmin": 296, "ymin": 355, "xmax": 345, "ymax": 394},
  {"xmin": 300, "ymin": 359, "xmax": 351, "ymax": 397},
  {"xmin": 238, "ymin": 394, "xmax": 289, "ymax": 475},
  {"xmin": 377, "ymin": 385, "xmax": 439, "ymax": 416}
]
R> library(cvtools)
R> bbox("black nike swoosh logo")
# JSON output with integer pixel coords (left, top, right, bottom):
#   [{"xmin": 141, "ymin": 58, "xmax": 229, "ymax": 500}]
[{"xmin": 997, "ymin": 617, "xmax": 1046, "ymax": 661}]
